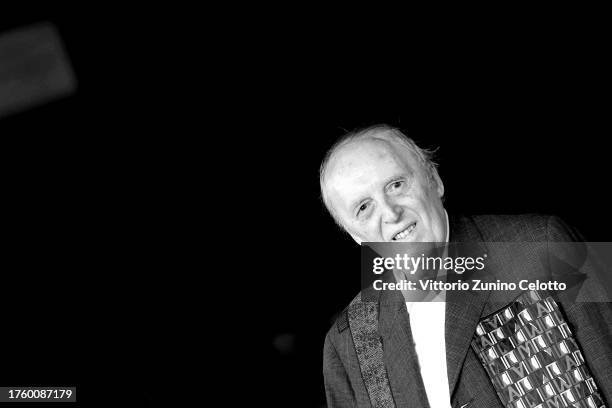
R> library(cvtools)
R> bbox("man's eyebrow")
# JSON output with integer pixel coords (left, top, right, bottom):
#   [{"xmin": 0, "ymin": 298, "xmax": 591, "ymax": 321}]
[{"xmin": 384, "ymin": 172, "xmax": 412, "ymax": 187}]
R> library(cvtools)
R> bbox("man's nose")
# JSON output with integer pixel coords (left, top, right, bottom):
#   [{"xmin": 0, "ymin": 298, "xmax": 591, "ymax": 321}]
[{"xmin": 381, "ymin": 199, "xmax": 403, "ymax": 224}]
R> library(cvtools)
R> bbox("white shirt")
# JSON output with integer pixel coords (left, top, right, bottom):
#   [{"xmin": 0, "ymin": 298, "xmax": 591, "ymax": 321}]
[{"xmin": 405, "ymin": 210, "xmax": 451, "ymax": 408}]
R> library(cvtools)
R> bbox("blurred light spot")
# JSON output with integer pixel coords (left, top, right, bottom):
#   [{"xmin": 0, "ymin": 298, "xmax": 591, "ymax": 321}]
[
  {"xmin": 0, "ymin": 22, "xmax": 77, "ymax": 119},
  {"xmin": 272, "ymin": 333, "xmax": 295, "ymax": 355}
]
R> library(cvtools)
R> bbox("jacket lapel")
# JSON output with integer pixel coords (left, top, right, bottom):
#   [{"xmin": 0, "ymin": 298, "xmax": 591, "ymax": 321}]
[
  {"xmin": 445, "ymin": 215, "xmax": 492, "ymax": 396},
  {"xmin": 378, "ymin": 274, "xmax": 431, "ymax": 407},
  {"xmin": 445, "ymin": 281, "xmax": 490, "ymax": 395}
]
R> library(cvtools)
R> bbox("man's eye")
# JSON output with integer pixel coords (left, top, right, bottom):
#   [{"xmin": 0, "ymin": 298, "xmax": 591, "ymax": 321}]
[
  {"xmin": 389, "ymin": 180, "xmax": 404, "ymax": 191},
  {"xmin": 357, "ymin": 202, "xmax": 370, "ymax": 215}
]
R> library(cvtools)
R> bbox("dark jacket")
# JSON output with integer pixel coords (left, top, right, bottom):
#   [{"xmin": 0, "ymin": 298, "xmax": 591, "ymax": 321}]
[{"xmin": 323, "ymin": 214, "xmax": 612, "ymax": 407}]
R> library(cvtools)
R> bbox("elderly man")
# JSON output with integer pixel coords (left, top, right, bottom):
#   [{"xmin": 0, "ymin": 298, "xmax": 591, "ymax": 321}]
[{"xmin": 320, "ymin": 125, "xmax": 612, "ymax": 408}]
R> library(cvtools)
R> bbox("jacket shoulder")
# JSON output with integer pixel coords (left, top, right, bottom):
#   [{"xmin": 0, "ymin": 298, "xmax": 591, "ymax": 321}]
[
  {"xmin": 325, "ymin": 288, "xmax": 377, "ymax": 346},
  {"xmin": 328, "ymin": 290, "xmax": 362, "ymax": 336},
  {"xmin": 324, "ymin": 302, "xmax": 353, "ymax": 356},
  {"xmin": 334, "ymin": 306, "xmax": 350, "ymax": 333},
  {"xmin": 468, "ymin": 214, "xmax": 565, "ymax": 241}
]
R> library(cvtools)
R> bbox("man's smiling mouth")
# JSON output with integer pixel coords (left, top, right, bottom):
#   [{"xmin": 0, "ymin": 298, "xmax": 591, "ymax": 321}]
[{"xmin": 391, "ymin": 222, "xmax": 417, "ymax": 241}]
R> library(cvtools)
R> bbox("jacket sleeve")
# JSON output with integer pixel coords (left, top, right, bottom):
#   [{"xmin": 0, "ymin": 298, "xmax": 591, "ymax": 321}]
[
  {"xmin": 547, "ymin": 216, "xmax": 612, "ymax": 404},
  {"xmin": 323, "ymin": 331, "xmax": 356, "ymax": 408}
]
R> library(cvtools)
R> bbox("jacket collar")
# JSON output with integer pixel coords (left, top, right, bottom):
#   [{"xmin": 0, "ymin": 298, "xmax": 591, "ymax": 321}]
[{"xmin": 444, "ymin": 214, "xmax": 492, "ymax": 396}]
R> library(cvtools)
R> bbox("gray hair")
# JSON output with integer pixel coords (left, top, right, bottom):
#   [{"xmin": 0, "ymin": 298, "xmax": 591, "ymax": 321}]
[{"xmin": 319, "ymin": 124, "xmax": 439, "ymax": 231}]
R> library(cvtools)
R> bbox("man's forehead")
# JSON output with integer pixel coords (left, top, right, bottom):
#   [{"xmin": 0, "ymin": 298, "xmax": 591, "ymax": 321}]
[
  {"xmin": 325, "ymin": 138, "xmax": 413, "ymax": 208},
  {"xmin": 328, "ymin": 137, "xmax": 410, "ymax": 178}
]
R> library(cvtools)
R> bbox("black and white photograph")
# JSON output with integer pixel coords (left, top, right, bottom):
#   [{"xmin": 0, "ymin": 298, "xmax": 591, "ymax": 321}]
[
  {"xmin": 258, "ymin": 100, "xmax": 612, "ymax": 407},
  {"xmin": 2, "ymin": 7, "xmax": 610, "ymax": 408}
]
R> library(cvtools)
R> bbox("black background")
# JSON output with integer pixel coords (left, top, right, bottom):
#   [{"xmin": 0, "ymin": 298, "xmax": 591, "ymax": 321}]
[{"xmin": 1, "ymin": 8, "xmax": 609, "ymax": 408}]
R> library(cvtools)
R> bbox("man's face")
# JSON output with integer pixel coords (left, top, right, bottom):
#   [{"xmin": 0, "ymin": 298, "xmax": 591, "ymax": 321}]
[{"xmin": 325, "ymin": 137, "xmax": 447, "ymax": 244}]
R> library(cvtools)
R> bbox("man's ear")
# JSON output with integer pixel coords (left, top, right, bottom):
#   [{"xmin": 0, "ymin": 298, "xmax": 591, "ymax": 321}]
[{"xmin": 431, "ymin": 167, "xmax": 445, "ymax": 198}]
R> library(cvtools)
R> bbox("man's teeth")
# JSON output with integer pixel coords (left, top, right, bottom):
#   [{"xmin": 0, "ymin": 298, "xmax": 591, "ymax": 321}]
[{"xmin": 393, "ymin": 223, "xmax": 416, "ymax": 240}]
